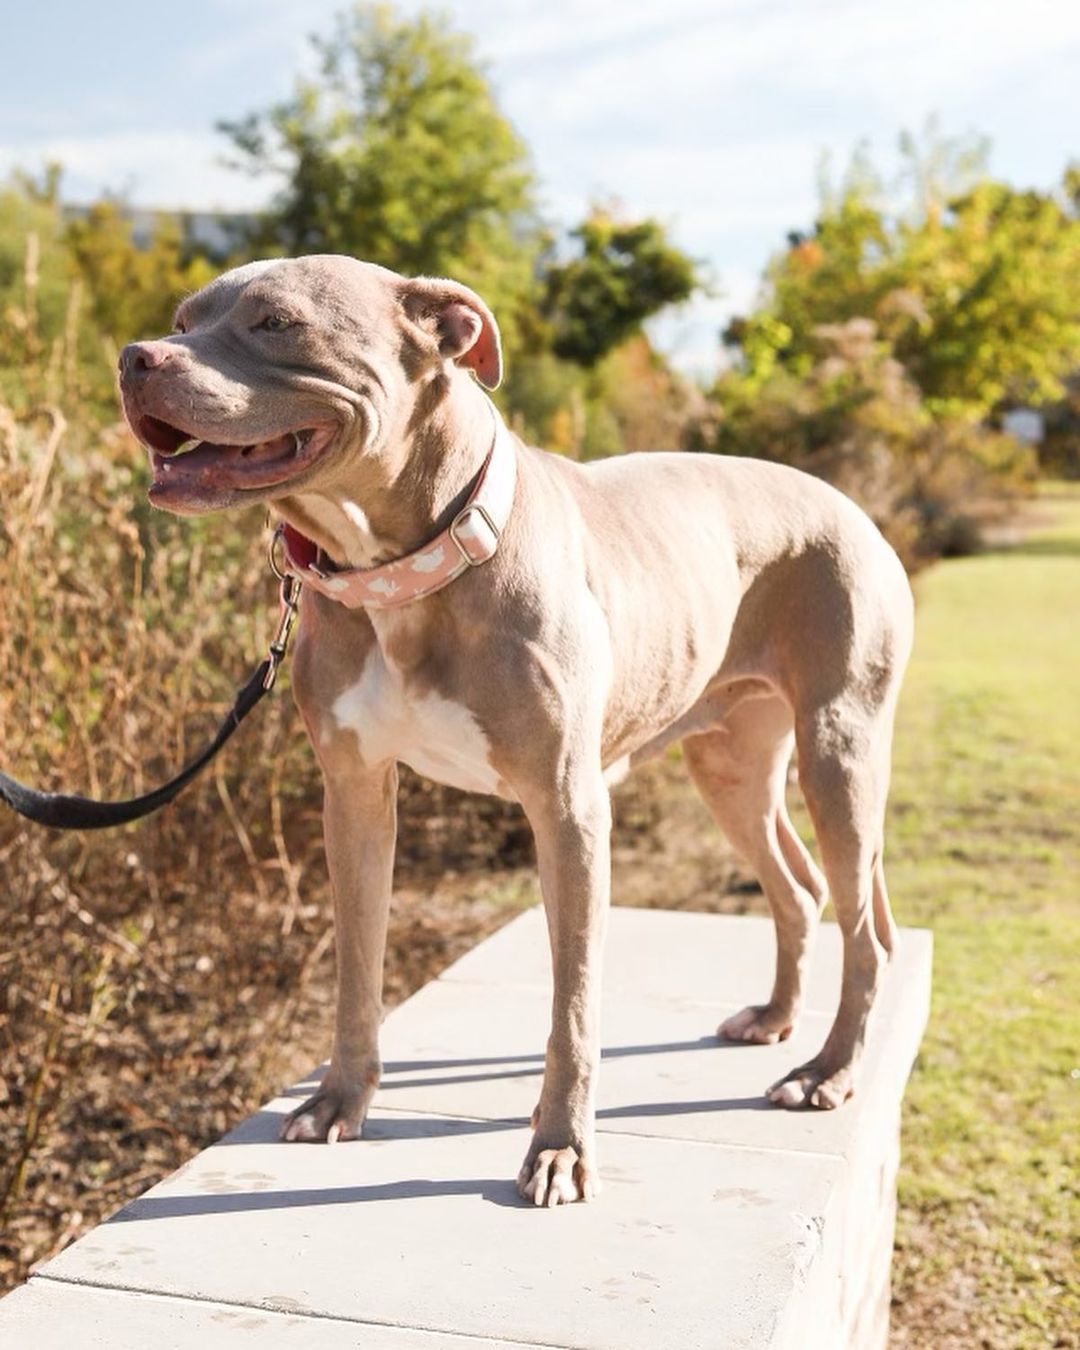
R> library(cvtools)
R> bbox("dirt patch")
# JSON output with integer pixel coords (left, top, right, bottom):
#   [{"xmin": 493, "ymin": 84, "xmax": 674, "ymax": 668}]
[{"xmin": 611, "ymin": 752, "xmax": 765, "ymax": 912}]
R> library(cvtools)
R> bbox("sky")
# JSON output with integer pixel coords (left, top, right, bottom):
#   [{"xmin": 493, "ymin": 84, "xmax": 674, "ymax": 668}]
[{"xmin": 2, "ymin": 0, "xmax": 1079, "ymax": 374}]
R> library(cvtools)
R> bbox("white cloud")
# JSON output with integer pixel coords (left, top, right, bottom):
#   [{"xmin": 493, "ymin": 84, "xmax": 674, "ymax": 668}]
[
  {"xmin": 470, "ymin": 0, "xmax": 732, "ymax": 65},
  {"xmin": 478, "ymin": 0, "xmax": 1080, "ymax": 111},
  {"xmin": 545, "ymin": 137, "xmax": 822, "ymax": 229},
  {"xmin": 177, "ymin": 0, "xmax": 338, "ymax": 86},
  {"xmin": 0, "ymin": 131, "xmax": 274, "ymax": 212}
]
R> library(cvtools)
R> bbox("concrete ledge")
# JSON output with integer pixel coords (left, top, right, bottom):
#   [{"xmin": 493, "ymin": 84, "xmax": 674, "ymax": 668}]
[{"xmin": 1, "ymin": 907, "xmax": 932, "ymax": 1349}]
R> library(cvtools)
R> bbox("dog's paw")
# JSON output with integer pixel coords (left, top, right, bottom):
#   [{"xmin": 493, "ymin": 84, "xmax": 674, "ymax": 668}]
[
  {"xmin": 767, "ymin": 1057, "xmax": 855, "ymax": 1110},
  {"xmin": 517, "ymin": 1143, "xmax": 599, "ymax": 1207},
  {"xmin": 718, "ymin": 1003, "xmax": 794, "ymax": 1045},
  {"xmin": 281, "ymin": 1076, "xmax": 377, "ymax": 1143}
]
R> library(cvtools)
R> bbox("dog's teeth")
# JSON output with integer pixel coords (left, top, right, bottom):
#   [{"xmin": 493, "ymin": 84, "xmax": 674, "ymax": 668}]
[
  {"xmin": 291, "ymin": 432, "xmax": 304, "ymax": 456},
  {"xmin": 176, "ymin": 438, "xmax": 201, "ymax": 454}
]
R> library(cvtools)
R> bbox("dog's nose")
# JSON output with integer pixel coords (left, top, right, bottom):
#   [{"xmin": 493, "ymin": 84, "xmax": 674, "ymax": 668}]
[{"xmin": 119, "ymin": 341, "xmax": 173, "ymax": 381}]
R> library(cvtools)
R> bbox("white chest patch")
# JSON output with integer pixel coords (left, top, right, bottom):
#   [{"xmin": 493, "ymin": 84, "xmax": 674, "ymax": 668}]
[{"xmin": 330, "ymin": 651, "xmax": 503, "ymax": 796}]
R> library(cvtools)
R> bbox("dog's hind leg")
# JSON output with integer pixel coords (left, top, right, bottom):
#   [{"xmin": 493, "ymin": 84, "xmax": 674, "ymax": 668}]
[
  {"xmin": 768, "ymin": 695, "xmax": 897, "ymax": 1109},
  {"xmin": 871, "ymin": 849, "xmax": 898, "ymax": 955},
  {"xmin": 683, "ymin": 694, "xmax": 826, "ymax": 1045},
  {"xmin": 776, "ymin": 807, "xmax": 828, "ymax": 917}
]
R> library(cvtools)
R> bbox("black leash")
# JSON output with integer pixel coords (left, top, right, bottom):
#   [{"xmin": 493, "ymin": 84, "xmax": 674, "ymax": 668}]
[{"xmin": 0, "ymin": 554, "xmax": 301, "ymax": 832}]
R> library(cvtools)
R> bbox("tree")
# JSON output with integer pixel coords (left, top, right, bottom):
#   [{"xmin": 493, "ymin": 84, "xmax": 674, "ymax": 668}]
[
  {"xmin": 724, "ymin": 133, "xmax": 1080, "ymax": 419},
  {"xmin": 219, "ymin": 3, "xmax": 539, "ymax": 342},
  {"xmin": 712, "ymin": 314, "xmax": 1032, "ymax": 564},
  {"xmin": 540, "ymin": 208, "xmax": 700, "ymax": 367},
  {"xmin": 891, "ymin": 179, "xmax": 1080, "ymax": 413},
  {"xmin": 0, "ymin": 166, "xmax": 71, "ymax": 369},
  {"xmin": 64, "ymin": 201, "xmax": 216, "ymax": 343}
]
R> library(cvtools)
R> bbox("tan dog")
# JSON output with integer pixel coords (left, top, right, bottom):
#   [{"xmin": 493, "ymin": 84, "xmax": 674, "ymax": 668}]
[{"xmin": 119, "ymin": 256, "xmax": 913, "ymax": 1207}]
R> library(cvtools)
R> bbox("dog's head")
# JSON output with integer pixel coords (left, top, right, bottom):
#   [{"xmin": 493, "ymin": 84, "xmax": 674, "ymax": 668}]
[{"xmin": 119, "ymin": 255, "xmax": 502, "ymax": 515}]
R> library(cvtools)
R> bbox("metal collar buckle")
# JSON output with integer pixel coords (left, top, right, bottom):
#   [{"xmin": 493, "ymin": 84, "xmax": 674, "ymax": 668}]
[{"xmin": 449, "ymin": 502, "xmax": 500, "ymax": 567}]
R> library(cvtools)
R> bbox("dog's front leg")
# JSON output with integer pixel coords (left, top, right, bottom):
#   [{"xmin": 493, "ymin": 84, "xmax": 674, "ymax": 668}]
[
  {"xmin": 282, "ymin": 760, "xmax": 397, "ymax": 1143},
  {"xmin": 517, "ymin": 774, "xmax": 611, "ymax": 1205}
]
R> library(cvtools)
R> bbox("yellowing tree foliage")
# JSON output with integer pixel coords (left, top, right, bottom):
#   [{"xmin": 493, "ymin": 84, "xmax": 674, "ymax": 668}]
[{"xmin": 726, "ymin": 137, "xmax": 1080, "ymax": 419}]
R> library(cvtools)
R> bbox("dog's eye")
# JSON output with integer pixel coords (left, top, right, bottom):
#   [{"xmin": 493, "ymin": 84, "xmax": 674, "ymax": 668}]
[{"xmin": 257, "ymin": 314, "xmax": 294, "ymax": 333}]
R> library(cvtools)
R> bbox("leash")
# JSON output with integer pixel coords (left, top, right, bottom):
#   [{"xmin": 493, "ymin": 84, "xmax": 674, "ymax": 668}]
[
  {"xmin": 0, "ymin": 538, "xmax": 301, "ymax": 832},
  {"xmin": 2, "ymin": 415, "xmax": 514, "ymax": 832}
]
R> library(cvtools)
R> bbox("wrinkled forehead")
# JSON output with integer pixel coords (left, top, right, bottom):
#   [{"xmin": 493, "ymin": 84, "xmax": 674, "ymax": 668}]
[
  {"xmin": 174, "ymin": 256, "xmax": 404, "ymax": 329},
  {"xmin": 175, "ymin": 259, "xmax": 284, "ymax": 327}
]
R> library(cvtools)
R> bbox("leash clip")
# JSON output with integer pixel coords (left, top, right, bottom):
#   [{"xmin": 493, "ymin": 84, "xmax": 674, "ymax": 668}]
[
  {"xmin": 265, "ymin": 526, "xmax": 302, "ymax": 690},
  {"xmin": 268, "ymin": 522, "xmax": 290, "ymax": 583}
]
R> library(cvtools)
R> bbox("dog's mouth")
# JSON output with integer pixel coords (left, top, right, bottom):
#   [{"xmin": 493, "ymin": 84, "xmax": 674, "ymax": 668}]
[{"xmin": 136, "ymin": 415, "xmax": 337, "ymax": 498}]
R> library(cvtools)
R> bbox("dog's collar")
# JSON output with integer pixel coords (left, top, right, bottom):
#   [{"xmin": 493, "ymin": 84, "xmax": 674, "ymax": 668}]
[{"xmin": 278, "ymin": 412, "xmax": 516, "ymax": 610}]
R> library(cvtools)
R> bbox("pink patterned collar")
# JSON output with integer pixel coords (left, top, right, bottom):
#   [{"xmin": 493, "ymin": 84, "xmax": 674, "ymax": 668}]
[{"xmin": 278, "ymin": 416, "xmax": 517, "ymax": 610}]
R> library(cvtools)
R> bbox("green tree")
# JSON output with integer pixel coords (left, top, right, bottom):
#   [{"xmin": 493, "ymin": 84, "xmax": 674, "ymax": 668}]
[
  {"xmin": 540, "ymin": 208, "xmax": 700, "ymax": 367},
  {"xmin": 64, "ymin": 201, "xmax": 216, "ymax": 343},
  {"xmin": 1065, "ymin": 161, "xmax": 1080, "ymax": 214},
  {"xmin": 220, "ymin": 2, "xmax": 539, "ymax": 343},
  {"xmin": 726, "ymin": 133, "xmax": 1080, "ymax": 418},
  {"xmin": 0, "ymin": 167, "xmax": 71, "ymax": 368},
  {"xmin": 713, "ymin": 315, "xmax": 1032, "ymax": 563},
  {"xmin": 0, "ymin": 170, "xmax": 221, "ymax": 414},
  {"xmin": 891, "ymin": 179, "xmax": 1080, "ymax": 413}
]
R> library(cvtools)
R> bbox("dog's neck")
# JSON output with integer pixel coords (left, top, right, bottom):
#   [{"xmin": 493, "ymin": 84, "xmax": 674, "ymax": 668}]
[{"xmin": 275, "ymin": 374, "xmax": 496, "ymax": 570}]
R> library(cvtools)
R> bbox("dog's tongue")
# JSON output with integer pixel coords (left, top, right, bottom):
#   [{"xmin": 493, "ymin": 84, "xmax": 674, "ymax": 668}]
[{"xmin": 154, "ymin": 432, "xmax": 299, "ymax": 490}]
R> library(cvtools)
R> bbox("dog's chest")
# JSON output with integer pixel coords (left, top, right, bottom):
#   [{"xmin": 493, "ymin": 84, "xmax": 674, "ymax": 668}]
[{"xmin": 330, "ymin": 649, "xmax": 502, "ymax": 795}]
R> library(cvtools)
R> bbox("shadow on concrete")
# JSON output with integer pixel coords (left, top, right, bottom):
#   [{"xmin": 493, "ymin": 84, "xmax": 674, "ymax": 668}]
[
  {"xmin": 206, "ymin": 1035, "xmax": 774, "ymax": 1163},
  {"xmin": 281, "ymin": 1036, "xmax": 746, "ymax": 1099},
  {"xmin": 110, "ymin": 1090, "xmax": 775, "ymax": 1222},
  {"xmin": 598, "ymin": 1097, "xmax": 774, "ymax": 1121},
  {"xmin": 218, "ymin": 1107, "xmax": 526, "ymax": 1147},
  {"xmin": 375, "ymin": 1036, "xmax": 734, "ymax": 1092},
  {"xmin": 110, "ymin": 1173, "xmax": 523, "ymax": 1221}
]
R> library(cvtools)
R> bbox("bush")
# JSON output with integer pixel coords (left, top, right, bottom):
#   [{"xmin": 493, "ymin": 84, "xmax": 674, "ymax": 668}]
[{"xmin": 711, "ymin": 318, "xmax": 1034, "ymax": 566}]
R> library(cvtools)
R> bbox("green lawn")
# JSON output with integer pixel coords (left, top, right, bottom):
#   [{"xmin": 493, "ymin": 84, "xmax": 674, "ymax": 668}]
[{"xmin": 884, "ymin": 488, "xmax": 1080, "ymax": 1347}]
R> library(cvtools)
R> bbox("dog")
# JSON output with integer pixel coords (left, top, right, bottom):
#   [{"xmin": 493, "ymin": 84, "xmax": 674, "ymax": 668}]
[{"xmin": 119, "ymin": 255, "xmax": 914, "ymax": 1207}]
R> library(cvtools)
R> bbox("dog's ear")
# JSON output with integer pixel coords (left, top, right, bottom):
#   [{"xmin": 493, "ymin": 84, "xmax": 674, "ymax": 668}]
[{"xmin": 401, "ymin": 278, "xmax": 503, "ymax": 390}]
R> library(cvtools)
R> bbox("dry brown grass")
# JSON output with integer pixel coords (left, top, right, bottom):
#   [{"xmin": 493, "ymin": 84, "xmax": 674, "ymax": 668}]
[{"xmin": 0, "ymin": 392, "xmax": 311, "ymax": 1279}]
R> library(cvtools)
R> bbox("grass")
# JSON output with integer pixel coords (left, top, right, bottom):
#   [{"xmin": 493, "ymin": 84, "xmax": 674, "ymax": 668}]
[{"xmin": 883, "ymin": 487, "xmax": 1080, "ymax": 1347}]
